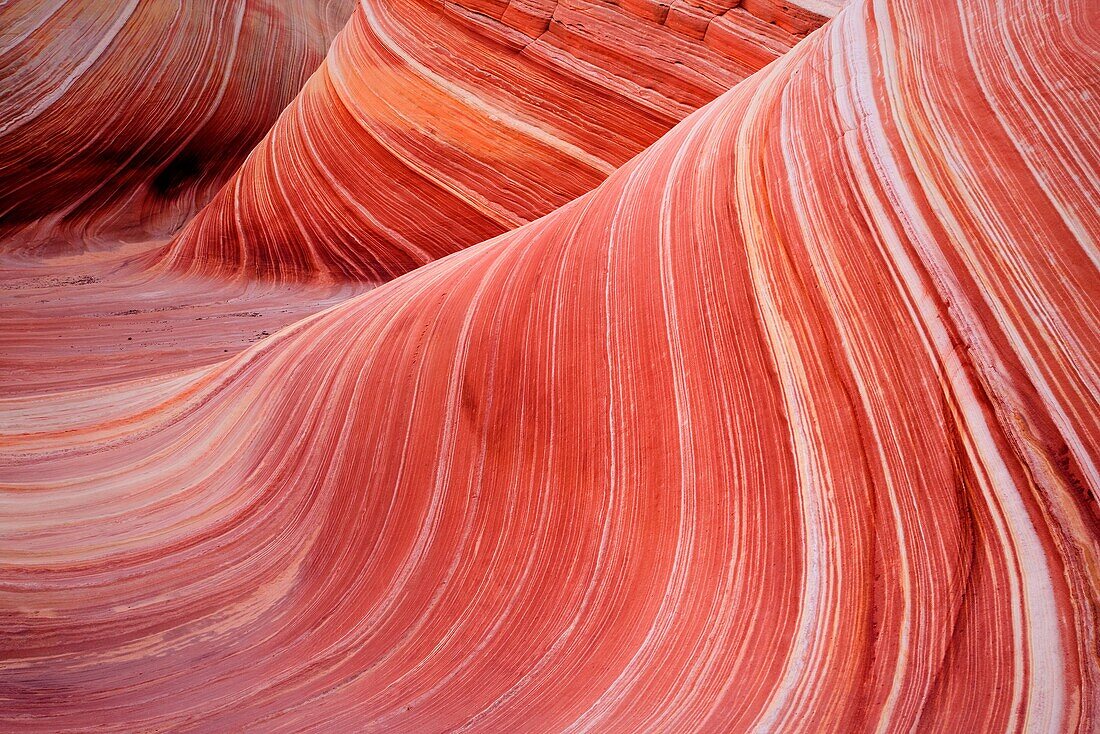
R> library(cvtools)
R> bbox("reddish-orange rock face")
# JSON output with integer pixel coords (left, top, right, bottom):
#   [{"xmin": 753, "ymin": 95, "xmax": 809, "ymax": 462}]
[
  {"xmin": 159, "ymin": 0, "xmax": 841, "ymax": 282},
  {"xmin": 0, "ymin": 0, "xmax": 1097, "ymax": 731},
  {"xmin": 0, "ymin": 0, "xmax": 355, "ymax": 251}
]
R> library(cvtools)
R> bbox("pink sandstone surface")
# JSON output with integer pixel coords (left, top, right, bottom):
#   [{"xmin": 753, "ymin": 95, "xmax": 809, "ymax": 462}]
[
  {"xmin": 0, "ymin": 0, "xmax": 355, "ymax": 250},
  {"xmin": 159, "ymin": 0, "xmax": 841, "ymax": 282},
  {"xmin": 0, "ymin": 0, "xmax": 1096, "ymax": 730}
]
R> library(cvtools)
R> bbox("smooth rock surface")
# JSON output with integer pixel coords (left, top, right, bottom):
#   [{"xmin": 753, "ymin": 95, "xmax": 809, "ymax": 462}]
[
  {"xmin": 160, "ymin": 0, "xmax": 841, "ymax": 282},
  {"xmin": 0, "ymin": 0, "xmax": 354, "ymax": 251},
  {"xmin": 1, "ymin": 0, "xmax": 1096, "ymax": 730}
]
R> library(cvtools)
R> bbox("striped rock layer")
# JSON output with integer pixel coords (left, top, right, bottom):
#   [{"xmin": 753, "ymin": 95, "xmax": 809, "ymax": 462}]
[
  {"xmin": 160, "ymin": 0, "xmax": 841, "ymax": 283},
  {"xmin": 2, "ymin": 0, "xmax": 1097, "ymax": 730},
  {"xmin": 0, "ymin": 0, "xmax": 354, "ymax": 251},
  {"xmin": 0, "ymin": 0, "xmax": 835, "ymax": 400}
]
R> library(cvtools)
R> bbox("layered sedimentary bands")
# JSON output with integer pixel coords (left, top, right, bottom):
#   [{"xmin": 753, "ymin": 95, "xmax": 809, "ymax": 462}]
[
  {"xmin": 0, "ymin": 0, "xmax": 841, "ymax": 398},
  {"xmin": 161, "ymin": 0, "xmax": 841, "ymax": 282},
  {"xmin": 1, "ymin": 0, "xmax": 1099, "ymax": 732},
  {"xmin": 0, "ymin": 0, "xmax": 354, "ymax": 249}
]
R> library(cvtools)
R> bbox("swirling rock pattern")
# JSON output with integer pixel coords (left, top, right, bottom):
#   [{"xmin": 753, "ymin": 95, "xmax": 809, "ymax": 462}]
[
  {"xmin": 160, "ymin": 0, "xmax": 841, "ymax": 282},
  {"xmin": 0, "ymin": 0, "xmax": 354, "ymax": 251},
  {"xmin": 1, "ymin": 0, "xmax": 1096, "ymax": 730},
  {"xmin": 0, "ymin": 0, "xmax": 834, "ymax": 398}
]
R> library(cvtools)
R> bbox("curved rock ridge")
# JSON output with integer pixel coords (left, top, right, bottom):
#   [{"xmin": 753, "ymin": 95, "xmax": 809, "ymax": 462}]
[
  {"xmin": 2, "ymin": 0, "xmax": 1096, "ymax": 729},
  {"xmin": 0, "ymin": 0, "xmax": 355, "ymax": 251},
  {"xmin": 160, "ymin": 0, "xmax": 841, "ymax": 283}
]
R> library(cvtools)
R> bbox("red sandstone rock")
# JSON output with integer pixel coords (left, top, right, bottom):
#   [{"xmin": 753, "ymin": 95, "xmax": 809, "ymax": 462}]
[
  {"xmin": 0, "ymin": 0, "xmax": 354, "ymax": 251},
  {"xmin": 740, "ymin": 0, "xmax": 832, "ymax": 35},
  {"xmin": 0, "ymin": 0, "xmax": 1095, "ymax": 730},
  {"xmin": 665, "ymin": 1, "xmax": 715, "ymax": 40},
  {"xmin": 1, "ymin": 0, "xmax": 833, "ymax": 398},
  {"xmin": 159, "ymin": 0, "xmax": 838, "ymax": 283},
  {"xmin": 704, "ymin": 8, "xmax": 795, "ymax": 67}
]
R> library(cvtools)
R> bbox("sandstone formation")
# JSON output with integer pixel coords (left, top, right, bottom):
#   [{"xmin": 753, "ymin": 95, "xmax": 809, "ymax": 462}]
[
  {"xmin": 1, "ymin": 0, "xmax": 1096, "ymax": 730},
  {"xmin": 0, "ymin": 0, "xmax": 354, "ymax": 250},
  {"xmin": 0, "ymin": 0, "xmax": 843, "ymax": 404},
  {"xmin": 0, "ymin": 247, "xmax": 367, "ymax": 397},
  {"xmin": 160, "ymin": 0, "xmax": 841, "ymax": 282}
]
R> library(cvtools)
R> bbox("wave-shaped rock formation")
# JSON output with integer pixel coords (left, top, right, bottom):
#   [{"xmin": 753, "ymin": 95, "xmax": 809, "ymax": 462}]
[
  {"xmin": 161, "ymin": 0, "xmax": 841, "ymax": 282},
  {"xmin": 0, "ymin": 0, "xmax": 354, "ymax": 250},
  {"xmin": 0, "ymin": 0, "xmax": 834, "ymax": 399},
  {"xmin": 2, "ymin": 0, "xmax": 1096, "ymax": 729}
]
